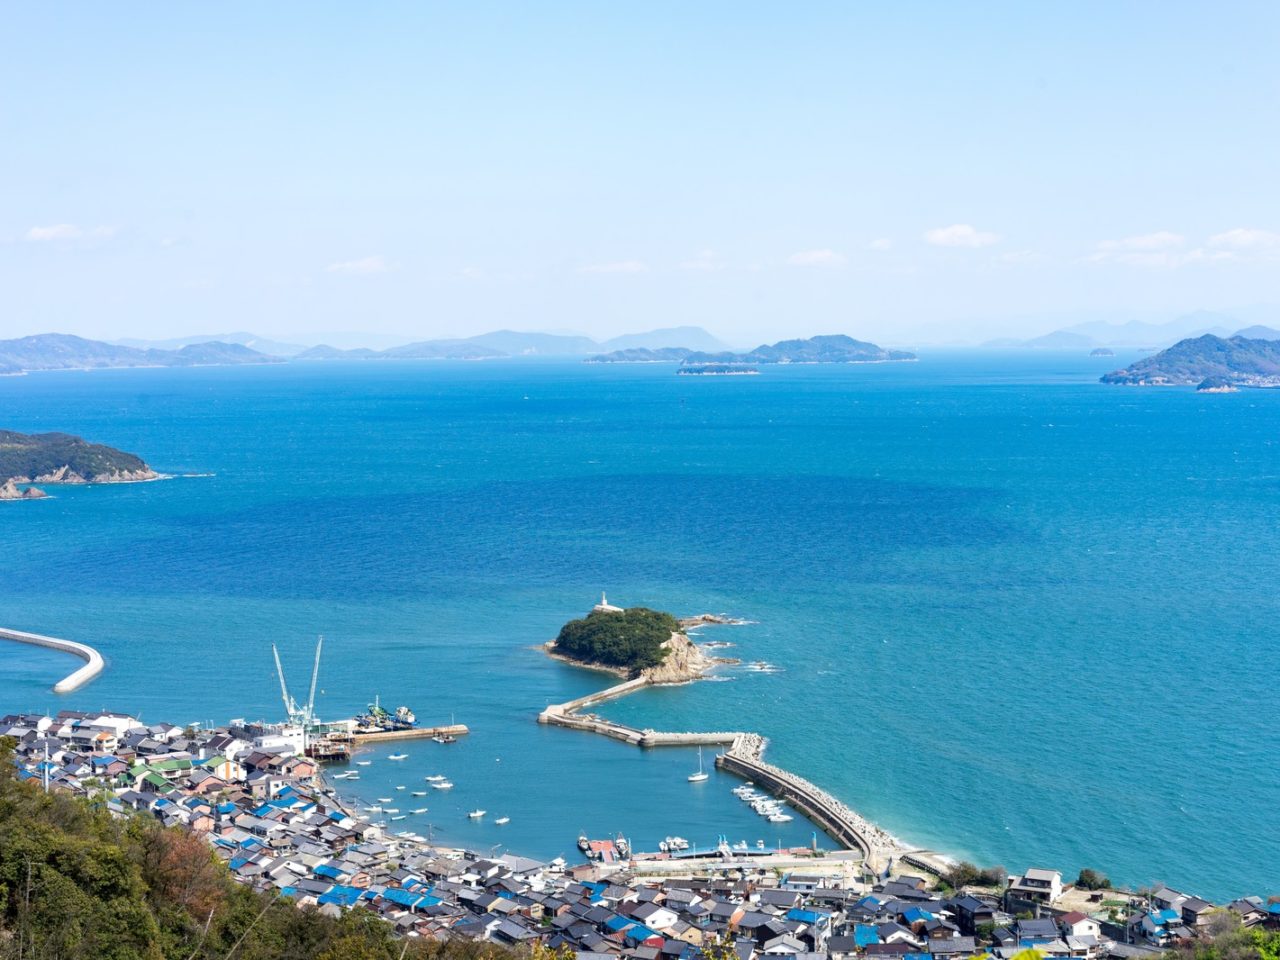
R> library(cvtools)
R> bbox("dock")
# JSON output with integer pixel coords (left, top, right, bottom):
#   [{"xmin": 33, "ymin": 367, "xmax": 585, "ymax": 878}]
[
  {"xmin": 0, "ymin": 626, "xmax": 104, "ymax": 693},
  {"xmin": 351, "ymin": 723, "xmax": 469, "ymax": 745}
]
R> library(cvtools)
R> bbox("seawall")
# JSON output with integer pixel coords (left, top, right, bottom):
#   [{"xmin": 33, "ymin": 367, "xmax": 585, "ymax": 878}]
[
  {"xmin": 0, "ymin": 626, "xmax": 105, "ymax": 693},
  {"xmin": 539, "ymin": 666, "xmax": 900, "ymax": 870}
]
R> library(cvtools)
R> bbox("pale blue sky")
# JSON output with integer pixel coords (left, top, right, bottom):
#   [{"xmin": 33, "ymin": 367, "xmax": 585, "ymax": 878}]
[{"xmin": 2, "ymin": 2, "xmax": 1278, "ymax": 346}]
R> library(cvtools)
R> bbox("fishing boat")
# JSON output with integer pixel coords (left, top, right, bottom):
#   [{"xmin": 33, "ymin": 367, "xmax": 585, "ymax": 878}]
[
  {"xmin": 346, "ymin": 773, "xmax": 360, "ymax": 781},
  {"xmin": 769, "ymin": 813, "xmax": 793, "ymax": 822},
  {"xmin": 363, "ymin": 805, "xmax": 382, "ymax": 812},
  {"xmin": 411, "ymin": 790, "xmax": 427, "ymax": 797},
  {"xmin": 391, "ymin": 815, "xmax": 406, "ymax": 821},
  {"xmin": 387, "ymin": 753, "xmax": 408, "ymax": 761},
  {"xmin": 355, "ymin": 760, "xmax": 372, "ymax": 766},
  {"xmin": 395, "ymin": 785, "xmax": 405, "ymax": 790},
  {"xmin": 577, "ymin": 833, "xmax": 590, "ymax": 853},
  {"xmin": 431, "ymin": 733, "xmax": 458, "ymax": 744},
  {"xmin": 412, "ymin": 807, "xmax": 429, "ymax": 814},
  {"xmin": 687, "ymin": 746, "xmax": 709, "ymax": 783},
  {"xmin": 468, "ymin": 809, "xmax": 486, "ymax": 818},
  {"xmin": 425, "ymin": 774, "xmax": 446, "ymax": 781},
  {"xmin": 377, "ymin": 797, "xmax": 392, "ymax": 803},
  {"xmin": 384, "ymin": 807, "xmax": 400, "ymax": 814},
  {"xmin": 431, "ymin": 780, "xmax": 453, "ymax": 790},
  {"xmin": 495, "ymin": 816, "xmax": 510, "ymax": 825}
]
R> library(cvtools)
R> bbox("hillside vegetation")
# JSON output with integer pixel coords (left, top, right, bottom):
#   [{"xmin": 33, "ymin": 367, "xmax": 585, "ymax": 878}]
[
  {"xmin": 1101, "ymin": 335, "xmax": 1280, "ymax": 386},
  {"xmin": 0, "ymin": 431, "xmax": 153, "ymax": 483},
  {"xmin": 554, "ymin": 608, "xmax": 678, "ymax": 672},
  {"xmin": 0, "ymin": 738, "xmax": 516, "ymax": 960}
]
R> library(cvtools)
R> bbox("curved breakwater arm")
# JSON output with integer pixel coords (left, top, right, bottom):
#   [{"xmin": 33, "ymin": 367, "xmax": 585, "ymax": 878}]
[{"xmin": 0, "ymin": 626, "xmax": 105, "ymax": 693}]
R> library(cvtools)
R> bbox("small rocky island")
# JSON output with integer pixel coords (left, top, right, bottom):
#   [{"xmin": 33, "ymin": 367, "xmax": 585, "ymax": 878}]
[
  {"xmin": 0, "ymin": 430, "xmax": 157, "ymax": 500},
  {"xmin": 546, "ymin": 594, "xmax": 717, "ymax": 681}
]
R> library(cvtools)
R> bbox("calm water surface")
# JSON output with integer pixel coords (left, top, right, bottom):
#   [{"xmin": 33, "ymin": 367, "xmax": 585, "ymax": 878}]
[{"xmin": 1, "ymin": 354, "xmax": 1276, "ymax": 899}]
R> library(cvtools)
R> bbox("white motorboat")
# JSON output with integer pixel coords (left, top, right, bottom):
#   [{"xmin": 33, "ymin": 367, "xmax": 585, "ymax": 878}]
[
  {"xmin": 432, "ymin": 780, "xmax": 454, "ymax": 790},
  {"xmin": 468, "ymin": 809, "xmax": 486, "ymax": 818},
  {"xmin": 495, "ymin": 816, "xmax": 510, "ymax": 825},
  {"xmin": 388, "ymin": 753, "xmax": 408, "ymax": 761}
]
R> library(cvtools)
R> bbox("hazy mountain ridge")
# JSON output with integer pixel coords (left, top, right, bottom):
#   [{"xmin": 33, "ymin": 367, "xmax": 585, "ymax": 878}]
[{"xmin": 0, "ymin": 334, "xmax": 282, "ymax": 373}]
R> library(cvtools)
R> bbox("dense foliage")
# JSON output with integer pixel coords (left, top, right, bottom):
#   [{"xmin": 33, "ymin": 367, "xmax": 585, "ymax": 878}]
[
  {"xmin": 1173, "ymin": 923, "xmax": 1280, "ymax": 960},
  {"xmin": 938, "ymin": 860, "xmax": 1007, "ymax": 891},
  {"xmin": 0, "ymin": 430, "xmax": 150, "ymax": 482},
  {"xmin": 554, "ymin": 608, "xmax": 677, "ymax": 672},
  {"xmin": 1076, "ymin": 867, "xmax": 1111, "ymax": 890},
  {"xmin": 0, "ymin": 738, "xmax": 515, "ymax": 960}
]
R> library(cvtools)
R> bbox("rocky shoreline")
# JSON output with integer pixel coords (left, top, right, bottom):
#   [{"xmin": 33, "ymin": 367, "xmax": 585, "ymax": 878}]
[{"xmin": 543, "ymin": 627, "xmax": 737, "ymax": 683}]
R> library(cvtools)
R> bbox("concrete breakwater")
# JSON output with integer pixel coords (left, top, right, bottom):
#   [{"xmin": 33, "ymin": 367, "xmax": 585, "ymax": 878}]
[
  {"xmin": 0, "ymin": 626, "xmax": 105, "ymax": 693},
  {"xmin": 539, "ymin": 675, "xmax": 899, "ymax": 870},
  {"xmin": 352, "ymin": 723, "xmax": 470, "ymax": 744}
]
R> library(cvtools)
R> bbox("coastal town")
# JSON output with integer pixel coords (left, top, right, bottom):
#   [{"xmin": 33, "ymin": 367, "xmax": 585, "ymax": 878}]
[{"xmin": 4, "ymin": 707, "xmax": 1277, "ymax": 959}]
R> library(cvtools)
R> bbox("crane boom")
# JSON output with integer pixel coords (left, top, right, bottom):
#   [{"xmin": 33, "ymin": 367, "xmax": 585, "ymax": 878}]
[
  {"xmin": 306, "ymin": 635, "xmax": 323, "ymax": 723},
  {"xmin": 272, "ymin": 644, "xmax": 294, "ymax": 718}
]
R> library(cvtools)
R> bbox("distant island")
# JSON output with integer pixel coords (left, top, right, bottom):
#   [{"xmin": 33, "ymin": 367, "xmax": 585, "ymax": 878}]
[
  {"xmin": 0, "ymin": 431, "xmax": 156, "ymax": 500},
  {"xmin": 677, "ymin": 363, "xmax": 759, "ymax": 376},
  {"xmin": 0, "ymin": 334, "xmax": 283, "ymax": 375},
  {"xmin": 584, "ymin": 347, "xmax": 695, "ymax": 363},
  {"xmin": 1089, "ymin": 347, "xmax": 1115, "ymax": 357},
  {"xmin": 587, "ymin": 334, "xmax": 915, "ymax": 368},
  {"xmin": 1100, "ymin": 334, "xmax": 1280, "ymax": 387}
]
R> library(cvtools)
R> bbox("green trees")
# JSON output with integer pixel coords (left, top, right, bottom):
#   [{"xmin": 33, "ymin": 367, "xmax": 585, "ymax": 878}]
[
  {"xmin": 942, "ymin": 860, "xmax": 1007, "ymax": 891},
  {"xmin": 1076, "ymin": 868, "xmax": 1111, "ymax": 890},
  {"xmin": 554, "ymin": 608, "xmax": 677, "ymax": 672}
]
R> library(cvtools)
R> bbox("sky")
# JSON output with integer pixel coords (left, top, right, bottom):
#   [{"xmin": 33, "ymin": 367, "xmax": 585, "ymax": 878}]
[{"xmin": 2, "ymin": 2, "xmax": 1279, "ymax": 347}]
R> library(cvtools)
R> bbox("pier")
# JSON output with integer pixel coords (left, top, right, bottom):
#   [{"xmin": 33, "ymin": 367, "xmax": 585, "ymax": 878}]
[
  {"xmin": 352, "ymin": 723, "xmax": 469, "ymax": 745},
  {"xmin": 538, "ymin": 678, "xmax": 899, "ymax": 871},
  {"xmin": 0, "ymin": 626, "xmax": 104, "ymax": 693}
]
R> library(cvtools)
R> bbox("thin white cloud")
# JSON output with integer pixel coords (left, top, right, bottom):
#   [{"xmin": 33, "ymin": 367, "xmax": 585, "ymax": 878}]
[
  {"xmin": 996, "ymin": 250, "xmax": 1044, "ymax": 265},
  {"xmin": 580, "ymin": 259, "xmax": 648, "ymax": 274},
  {"xmin": 1089, "ymin": 232, "xmax": 1194, "ymax": 267},
  {"xmin": 26, "ymin": 224, "xmax": 116, "ymax": 242},
  {"xmin": 787, "ymin": 248, "xmax": 845, "ymax": 266},
  {"xmin": 326, "ymin": 255, "xmax": 394, "ymax": 276},
  {"xmin": 868, "ymin": 238, "xmax": 893, "ymax": 251},
  {"xmin": 1096, "ymin": 231, "xmax": 1185, "ymax": 253},
  {"xmin": 924, "ymin": 224, "xmax": 1000, "ymax": 248},
  {"xmin": 679, "ymin": 249, "xmax": 722, "ymax": 271},
  {"xmin": 1208, "ymin": 227, "xmax": 1280, "ymax": 250}
]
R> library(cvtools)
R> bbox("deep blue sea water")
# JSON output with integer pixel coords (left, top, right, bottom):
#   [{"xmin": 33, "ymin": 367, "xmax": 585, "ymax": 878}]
[{"xmin": 1, "ymin": 354, "xmax": 1277, "ymax": 899}]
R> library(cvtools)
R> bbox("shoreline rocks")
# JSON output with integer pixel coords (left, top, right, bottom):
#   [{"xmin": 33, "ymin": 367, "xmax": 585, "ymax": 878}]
[{"xmin": 0, "ymin": 478, "xmax": 48, "ymax": 500}]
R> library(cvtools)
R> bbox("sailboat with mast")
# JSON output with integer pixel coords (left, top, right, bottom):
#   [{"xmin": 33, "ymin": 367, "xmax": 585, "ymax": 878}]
[{"xmin": 688, "ymin": 746, "xmax": 709, "ymax": 782}]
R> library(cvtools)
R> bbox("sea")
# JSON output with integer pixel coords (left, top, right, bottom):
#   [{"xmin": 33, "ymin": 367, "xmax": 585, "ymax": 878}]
[{"xmin": 1, "ymin": 353, "xmax": 1277, "ymax": 900}]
